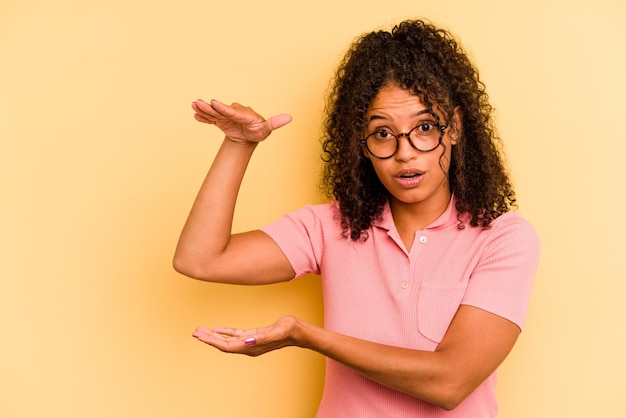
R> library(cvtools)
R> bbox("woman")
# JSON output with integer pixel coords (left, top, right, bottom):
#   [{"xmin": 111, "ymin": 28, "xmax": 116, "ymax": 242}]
[{"xmin": 174, "ymin": 19, "xmax": 540, "ymax": 417}]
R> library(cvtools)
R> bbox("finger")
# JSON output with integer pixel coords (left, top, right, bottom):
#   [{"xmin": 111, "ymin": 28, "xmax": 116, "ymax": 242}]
[
  {"xmin": 192, "ymin": 101, "xmax": 215, "ymax": 123},
  {"xmin": 195, "ymin": 326, "xmax": 211, "ymax": 333},
  {"xmin": 206, "ymin": 99, "xmax": 238, "ymax": 120},
  {"xmin": 210, "ymin": 100, "xmax": 264, "ymax": 126},
  {"xmin": 193, "ymin": 113, "xmax": 214, "ymax": 124},
  {"xmin": 207, "ymin": 99, "xmax": 235, "ymax": 115},
  {"xmin": 211, "ymin": 327, "xmax": 241, "ymax": 337},
  {"xmin": 194, "ymin": 331, "xmax": 251, "ymax": 352},
  {"xmin": 191, "ymin": 326, "xmax": 213, "ymax": 339},
  {"xmin": 212, "ymin": 327, "xmax": 259, "ymax": 338},
  {"xmin": 193, "ymin": 99, "xmax": 213, "ymax": 113},
  {"xmin": 193, "ymin": 328, "xmax": 232, "ymax": 344},
  {"xmin": 267, "ymin": 114, "xmax": 292, "ymax": 131},
  {"xmin": 210, "ymin": 327, "xmax": 262, "ymax": 348}
]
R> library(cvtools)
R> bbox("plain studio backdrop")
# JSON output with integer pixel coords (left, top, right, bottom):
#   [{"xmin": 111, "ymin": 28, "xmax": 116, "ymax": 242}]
[{"xmin": 1, "ymin": 0, "xmax": 625, "ymax": 417}]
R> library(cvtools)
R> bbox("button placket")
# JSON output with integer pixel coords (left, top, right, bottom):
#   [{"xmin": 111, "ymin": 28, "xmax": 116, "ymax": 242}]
[
  {"xmin": 400, "ymin": 257, "xmax": 411, "ymax": 292},
  {"xmin": 404, "ymin": 234, "xmax": 428, "ymax": 293},
  {"xmin": 400, "ymin": 233, "xmax": 428, "ymax": 293}
]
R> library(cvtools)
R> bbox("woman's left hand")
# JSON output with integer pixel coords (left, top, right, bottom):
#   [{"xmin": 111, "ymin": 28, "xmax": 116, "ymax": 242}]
[{"xmin": 192, "ymin": 315, "xmax": 302, "ymax": 357}]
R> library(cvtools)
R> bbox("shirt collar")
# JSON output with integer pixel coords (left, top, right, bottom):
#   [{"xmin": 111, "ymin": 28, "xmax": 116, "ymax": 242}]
[{"xmin": 373, "ymin": 196, "xmax": 458, "ymax": 231}]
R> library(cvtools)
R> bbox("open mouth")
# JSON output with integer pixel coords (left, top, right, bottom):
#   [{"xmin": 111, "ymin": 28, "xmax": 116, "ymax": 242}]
[
  {"xmin": 399, "ymin": 172, "xmax": 421, "ymax": 179},
  {"xmin": 395, "ymin": 170, "xmax": 424, "ymax": 188},
  {"xmin": 397, "ymin": 170, "xmax": 423, "ymax": 179}
]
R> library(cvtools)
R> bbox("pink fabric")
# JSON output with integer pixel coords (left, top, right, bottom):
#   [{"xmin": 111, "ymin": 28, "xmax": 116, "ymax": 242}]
[{"xmin": 261, "ymin": 198, "xmax": 540, "ymax": 417}]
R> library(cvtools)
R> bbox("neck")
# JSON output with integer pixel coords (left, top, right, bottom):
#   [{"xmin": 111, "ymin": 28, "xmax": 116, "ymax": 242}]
[{"xmin": 390, "ymin": 192, "xmax": 451, "ymax": 249}]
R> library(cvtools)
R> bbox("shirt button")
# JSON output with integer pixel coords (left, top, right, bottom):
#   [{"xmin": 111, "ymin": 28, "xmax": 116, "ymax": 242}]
[
  {"xmin": 419, "ymin": 235, "xmax": 428, "ymax": 244},
  {"xmin": 401, "ymin": 281, "xmax": 410, "ymax": 289}
]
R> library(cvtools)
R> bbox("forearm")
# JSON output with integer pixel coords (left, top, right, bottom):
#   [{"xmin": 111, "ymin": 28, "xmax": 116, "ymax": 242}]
[
  {"xmin": 297, "ymin": 319, "xmax": 464, "ymax": 410},
  {"xmin": 193, "ymin": 308, "xmax": 518, "ymax": 409},
  {"xmin": 173, "ymin": 138, "xmax": 257, "ymax": 278}
]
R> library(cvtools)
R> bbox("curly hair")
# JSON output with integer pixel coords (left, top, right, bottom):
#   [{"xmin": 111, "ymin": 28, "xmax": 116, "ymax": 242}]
[{"xmin": 320, "ymin": 19, "xmax": 516, "ymax": 241}]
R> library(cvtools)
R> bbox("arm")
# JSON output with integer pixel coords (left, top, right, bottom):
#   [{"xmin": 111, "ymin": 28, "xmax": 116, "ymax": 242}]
[
  {"xmin": 192, "ymin": 305, "xmax": 519, "ymax": 411},
  {"xmin": 173, "ymin": 99, "xmax": 295, "ymax": 284}
]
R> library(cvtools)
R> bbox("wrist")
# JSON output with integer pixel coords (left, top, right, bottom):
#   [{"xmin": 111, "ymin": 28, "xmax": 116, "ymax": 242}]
[
  {"xmin": 292, "ymin": 316, "xmax": 320, "ymax": 351},
  {"xmin": 224, "ymin": 136, "xmax": 259, "ymax": 148},
  {"xmin": 219, "ymin": 137, "xmax": 258, "ymax": 156}
]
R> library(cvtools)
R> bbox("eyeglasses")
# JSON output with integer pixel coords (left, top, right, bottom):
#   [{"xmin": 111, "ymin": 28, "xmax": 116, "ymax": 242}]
[{"xmin": 360, "ymin": 121, "xmax": 448, "ymax": 159}]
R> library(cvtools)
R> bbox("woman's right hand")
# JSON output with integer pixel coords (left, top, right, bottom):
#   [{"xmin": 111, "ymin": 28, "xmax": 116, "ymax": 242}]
[{"xmin": 192, "ymin": 99, "xmax": 292, "ymax": 144}]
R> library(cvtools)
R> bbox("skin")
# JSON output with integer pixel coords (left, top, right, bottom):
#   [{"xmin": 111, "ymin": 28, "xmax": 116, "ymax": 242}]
[
  {"xmin": 362, "ymin": 84, "xmax": 462, "ymax": 249},
  {"xmin": 174, "ymin": 92, "xmax": 520, "ymax": 411}
]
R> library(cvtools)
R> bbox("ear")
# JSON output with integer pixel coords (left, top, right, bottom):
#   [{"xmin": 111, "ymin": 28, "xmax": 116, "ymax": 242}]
[
  {"xmin": 360, "ymin": 143, "xmax": 372, "ymax": 159},
  {"xmin": 450, "ymin": 106, "xmax": 463, "ymax": 144}
]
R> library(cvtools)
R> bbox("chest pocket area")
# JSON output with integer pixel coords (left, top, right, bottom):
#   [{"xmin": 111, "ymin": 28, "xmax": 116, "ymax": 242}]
[{"xmin": 417, "ymin": 281, "xmax": 468, "ymax": 344}]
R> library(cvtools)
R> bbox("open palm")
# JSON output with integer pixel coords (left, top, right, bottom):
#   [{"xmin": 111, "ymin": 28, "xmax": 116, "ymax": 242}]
[{"xmin": 192, "ymin": 99, "xmax": 292, "ymax": 144}]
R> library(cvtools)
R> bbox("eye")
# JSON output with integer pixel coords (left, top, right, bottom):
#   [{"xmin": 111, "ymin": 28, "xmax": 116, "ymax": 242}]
[
  {"xmin": 371, "ymin": 128, "xmax": 395, "ymax": 141},
  {"xmin": 415, "ymin": 122, "xmax": 436, "ymax": 133}
]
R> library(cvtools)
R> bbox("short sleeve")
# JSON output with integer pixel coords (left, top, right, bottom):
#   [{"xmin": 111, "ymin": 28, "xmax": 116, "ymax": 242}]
[
  {"xmin": 461, "ymin": 213, "xmax": 541, "ymax": 330},
  {"xmin": 260, "ymin": 204, "xmax": 337, "ymax": 279}
]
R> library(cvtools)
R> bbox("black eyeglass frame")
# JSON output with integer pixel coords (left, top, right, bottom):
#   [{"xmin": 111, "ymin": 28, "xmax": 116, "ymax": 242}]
[{"xmin": 360, "ymin": 123, "xmax": 449, "ymax": 160}]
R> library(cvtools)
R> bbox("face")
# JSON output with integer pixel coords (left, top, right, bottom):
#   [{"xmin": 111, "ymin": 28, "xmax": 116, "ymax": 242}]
[{"xmin": 362, "ymin": 83, "xmax": 461, "ymax": 215}]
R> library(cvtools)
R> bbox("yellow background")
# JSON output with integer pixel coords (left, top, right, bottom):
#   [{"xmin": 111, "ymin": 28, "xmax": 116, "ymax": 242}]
[{"xmin": 2, "ymin": 0, "xmax": 625, "ymax": 417}]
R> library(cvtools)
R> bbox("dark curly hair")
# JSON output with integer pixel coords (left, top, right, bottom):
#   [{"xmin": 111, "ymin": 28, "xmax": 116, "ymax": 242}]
[{"xmin": 320, "ymin": 19, "xmax": 516, "ymax": 241}]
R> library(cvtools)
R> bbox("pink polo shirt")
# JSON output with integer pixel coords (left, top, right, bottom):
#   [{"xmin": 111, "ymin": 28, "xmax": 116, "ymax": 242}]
[{"xmin": 261, "ymin": 198, "xmax": 540, "ymax": 417}]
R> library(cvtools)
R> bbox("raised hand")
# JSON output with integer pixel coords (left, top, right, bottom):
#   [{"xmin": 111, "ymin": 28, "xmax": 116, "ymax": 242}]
[{"xmin": 192, "ymin": 99, "xmax": 292, "ymax": 145}]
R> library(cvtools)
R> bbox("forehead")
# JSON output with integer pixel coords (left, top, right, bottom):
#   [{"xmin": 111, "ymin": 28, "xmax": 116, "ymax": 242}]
[{"xmin": 366, "ymin": 84, "xmax": 433, "ymax": 121}]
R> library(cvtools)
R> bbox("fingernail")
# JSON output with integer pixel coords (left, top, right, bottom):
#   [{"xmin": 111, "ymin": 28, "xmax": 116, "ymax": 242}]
[{"xmin": 244, "ymin": 337, "xmax": 256, "ymax": 346}]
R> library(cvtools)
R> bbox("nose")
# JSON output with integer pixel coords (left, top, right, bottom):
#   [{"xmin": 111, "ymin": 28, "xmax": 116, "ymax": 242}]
[{"xmin": 394, "ymin": 133, "xmax": 418, "ymax": 161}]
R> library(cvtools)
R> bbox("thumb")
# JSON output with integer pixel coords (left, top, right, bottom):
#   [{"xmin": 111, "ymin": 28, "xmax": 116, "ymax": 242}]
[{"xmin": 267, "ymin": 114, "xmax": 292, "ymax": 131}]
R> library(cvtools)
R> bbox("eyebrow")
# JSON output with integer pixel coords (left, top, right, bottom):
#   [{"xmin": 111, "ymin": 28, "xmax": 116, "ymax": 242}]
[{"xmin": 367, "ymin": 108, "xmax": 433, "ymax": 122}]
